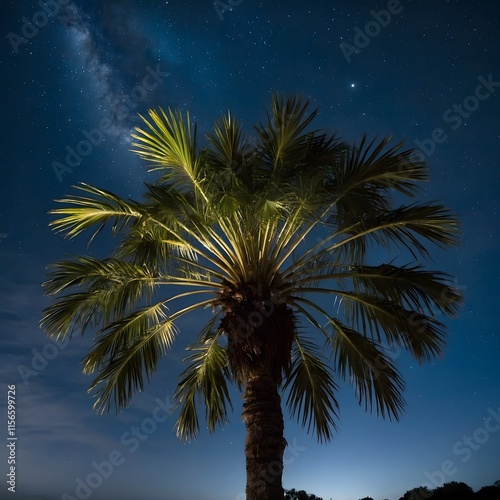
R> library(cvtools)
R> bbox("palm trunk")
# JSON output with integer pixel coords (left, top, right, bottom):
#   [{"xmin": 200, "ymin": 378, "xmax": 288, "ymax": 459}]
[{"xmin": 242, "ymin": 371, "xmax": 286, "ymax": 500}]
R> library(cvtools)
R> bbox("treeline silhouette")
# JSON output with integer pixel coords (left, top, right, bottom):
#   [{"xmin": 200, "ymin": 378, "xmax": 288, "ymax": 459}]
[
  {"xmin": 286, "ymin": 480, "xmax": 500, "ymax": 500},
  {"xmin": 285, "ymin": 489, "xmax": 323, "ymax": 499},
  {"xmin": 397, "ymin": 480, "xmax": 500, "ymax": 500}
]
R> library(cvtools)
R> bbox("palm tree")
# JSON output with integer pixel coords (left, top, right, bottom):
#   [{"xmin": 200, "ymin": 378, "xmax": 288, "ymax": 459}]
[{"xmin": 41, "ymin": 95, "xmax": 462, "ymax": 500}]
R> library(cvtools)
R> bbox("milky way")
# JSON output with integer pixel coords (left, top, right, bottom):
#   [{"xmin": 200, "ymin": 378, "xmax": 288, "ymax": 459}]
[{"xmin": 58, "ymin": 1, "xmax": 163, "ymax": 139}]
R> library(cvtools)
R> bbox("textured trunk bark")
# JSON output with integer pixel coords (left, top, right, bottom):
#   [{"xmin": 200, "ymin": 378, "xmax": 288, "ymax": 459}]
[{"xmin": 242, "ymin": 371, "xmax": 286, "ymax": 500}]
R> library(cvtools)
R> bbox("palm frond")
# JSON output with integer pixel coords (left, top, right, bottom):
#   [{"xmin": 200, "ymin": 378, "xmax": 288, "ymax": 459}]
[
  {"xmin": 116, "ymin": 184, "xmax": 201, "ymax": 265},
  {"xmin": 83, "ymin": 302, "xmax": 170, "ymax": 373},
  {"xmin": 268, "ymin": 196, "xmax": 324, "ymax": 275},
  {"xmin": 84, "ymin": 303, "xmax": 177, "ymax": 413},
  {"xmin": 330, "ymin": 290, "xmax": 447, "ymax": 361},
  {"xmin": 49, "ymin": 183, "xmax": 141, "ymax": 240},
  {"xmin": 285, "ymin": 202, "xmax": 460, "ymax": 279},
  {"xmin": 42, "ymin": 256, "xmax": 156, "ymax": 296},
  {"xmin": 284, "ymin": 335, "xmax": 339, "ymax": 442},
  {"xmin": 174, "ymin": 327, "xmax": 232, "ymax": 442},
  {"xmin": 335, "ymin": 202, "xmax": 460, "ymax": 261},
  {"xmin": 205, "ymin": 111, "xmax": 246, "ymax": 176},
  {"xmin": 41, "ymin": 291, "xmax": 104, "ymax": 339},
  {"xmin": 139, "ymin": 184, "xmax": 248, "ymax": 282},
  {"xmin": 333, "ymin": 135, "xmax": 429, "ymax": 199},
  {"xmin": 130, "ymin": 108, "xmax": 206, "ymax": 200},
  {"xmin": 349, "ymin": 264, "xmax": 463, "ymax": 316},
  {"xmin": 115, "ymin": 220, "xmax": 175, "ymax": 268},
  {"xmin": 41, "ymin": 257, "xmax": 157, "ymax": 338},
  {"xmin": 283, "ymin": 263, "xmax": 463, "ymax": 319},
  {"xmin": 257, "ymin": 94, "xmax": 320, "ymax": 174},
  {"xmin": 326, "ymin": 136, "xmax": 429, "ymax": 235},
  {"xmin": 329, "ymin": 319, "xmax": 405, "ymax": 420}
]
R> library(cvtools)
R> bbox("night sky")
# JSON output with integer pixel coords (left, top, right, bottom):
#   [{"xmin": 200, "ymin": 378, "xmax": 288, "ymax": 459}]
[{"xmin": 1, "ymin": 1, "xmax": 499, "ymax": 499}]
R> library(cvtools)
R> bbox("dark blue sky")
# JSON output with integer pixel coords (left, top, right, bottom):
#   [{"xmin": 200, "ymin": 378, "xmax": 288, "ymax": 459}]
[{"xmin": 1, "ymin": 1, "xmax": 499, "ymax": 499}]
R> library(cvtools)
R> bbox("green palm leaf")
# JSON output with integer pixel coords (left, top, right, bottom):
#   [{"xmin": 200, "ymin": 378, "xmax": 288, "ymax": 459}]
[
  {"xmin": 205, "ymin": 111, "xmax": 246, "ymax": 174},
  {"xmin": 257, "ymin": 94, "xmax": 320, "ymax": 174},
  {"xmin": 284, "ymin": 335, "xmax": 339, "ymax": 442},
  {"xmin": 349, "ymin": 264, "xmax": 463, "ymax": 316},
  {"xmin": 41, "ymin": 291, "xmax": 104, "ymax": 339},
  {"xmin": 130, "ymin": 108, "xmax": 206, "ymax": 200},
  {"xmin": 174, "ymin": 327, "xmax": 232, "ymax": 441},
  {"xmin": 335, "ymin": 291, "xmax": 447, "ymax": 361},
  {"xmin": 336, "ymin": 202, "xmax": 460, "ymax": 261},
  {"xmin": 329, "ymin": 319, "xmax": 405, "ymax": 419},
  {"xmin": 49, "ymin": 182, "xmax": 141, "ymax": 240},
  {"xmin": 41, "ymin": 257, "xmax": 157, "ymax": 337},
  {"xmin": 42, "ymin": 257, "xmax": 156, "ymax": 296},
  {"xmin": 84, "ymin": 305, "xmax": 177, "ymax": 413}
]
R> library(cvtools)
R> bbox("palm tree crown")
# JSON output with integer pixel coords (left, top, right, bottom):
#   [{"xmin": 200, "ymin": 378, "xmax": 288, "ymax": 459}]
[{"xmin": 41, "ymin": 94, "xmax": 462, "ymax": 462}]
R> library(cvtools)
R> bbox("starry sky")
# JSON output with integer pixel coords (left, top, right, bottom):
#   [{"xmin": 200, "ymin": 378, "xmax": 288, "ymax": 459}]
[{"xmin": 1, "ymin": 1, "xmax": 499, "ymax": 499}]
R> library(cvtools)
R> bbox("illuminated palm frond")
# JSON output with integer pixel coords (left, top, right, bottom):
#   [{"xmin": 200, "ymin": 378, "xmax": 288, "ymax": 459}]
[{"xmin": 174, "ymin": 326, "xmax": 232, "ymax": 441}]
